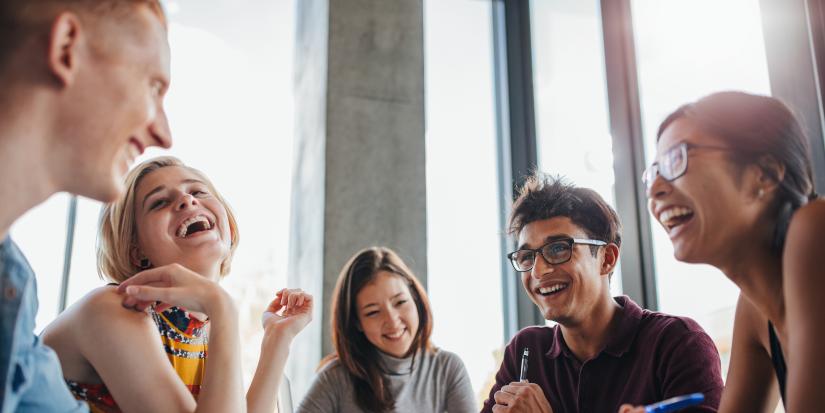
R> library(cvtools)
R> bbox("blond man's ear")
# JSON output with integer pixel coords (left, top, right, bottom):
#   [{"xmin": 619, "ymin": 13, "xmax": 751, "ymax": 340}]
[{"xmin": 47, "ymin": 12, "xmax": 85, "ymax": 86}]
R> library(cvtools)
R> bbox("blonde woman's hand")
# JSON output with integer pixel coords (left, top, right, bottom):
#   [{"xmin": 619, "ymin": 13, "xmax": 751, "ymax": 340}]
[
  {"xmin": 261, "ymin": 288, "xmax": 313, "ymax": 338},
  {"xmin": 118, "ymin": 263, "xmax": 234, "ymax": 317},
  {"xmin": 617, "ymin": 405, "xmax": 645, "ymax": 413}
]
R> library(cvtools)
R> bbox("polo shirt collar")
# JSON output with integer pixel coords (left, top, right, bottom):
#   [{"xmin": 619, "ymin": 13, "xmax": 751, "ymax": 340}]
[{"xmin": 545, "ymin": 295, "xmax": 643, "ymax": 359}]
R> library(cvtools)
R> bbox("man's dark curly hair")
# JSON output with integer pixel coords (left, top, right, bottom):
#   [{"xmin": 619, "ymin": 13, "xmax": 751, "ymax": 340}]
[{"xmin": 508, "ymin": 174, "xmax": 622, "ymax": 257}]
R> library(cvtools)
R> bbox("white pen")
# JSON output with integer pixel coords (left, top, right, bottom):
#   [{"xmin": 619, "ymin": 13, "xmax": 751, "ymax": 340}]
[{"xmin": 519, "ymin": 348, "xmax": 529, "ymax": 382}]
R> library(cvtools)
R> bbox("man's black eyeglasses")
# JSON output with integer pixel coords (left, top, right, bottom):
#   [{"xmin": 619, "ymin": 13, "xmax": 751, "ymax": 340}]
[{"xmin": 507, "ymin": 238, "xmax": 607, "ymax": 272}]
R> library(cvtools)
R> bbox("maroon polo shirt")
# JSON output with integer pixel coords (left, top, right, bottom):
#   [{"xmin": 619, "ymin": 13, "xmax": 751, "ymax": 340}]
[{"xmin": 482, "ymin": 296, "xmax": 722, "ymax": 413}]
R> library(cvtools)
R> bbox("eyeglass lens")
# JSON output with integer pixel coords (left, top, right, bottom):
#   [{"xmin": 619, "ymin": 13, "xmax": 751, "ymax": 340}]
[{"xmin": 511, "ymin": 240, "xmax": 572, "ymax": 271}]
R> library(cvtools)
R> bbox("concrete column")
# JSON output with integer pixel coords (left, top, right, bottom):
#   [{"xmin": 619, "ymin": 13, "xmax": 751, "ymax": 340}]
[{"xmin": 287, "ymin": 0, "xmax": 426, "ymax": 400}]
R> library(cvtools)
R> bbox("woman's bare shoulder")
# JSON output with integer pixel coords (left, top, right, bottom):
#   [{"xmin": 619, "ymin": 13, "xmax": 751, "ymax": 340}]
[
  {"xmin": 785, "ymin": 200, "xmax": 825, "ymax": 275},
  {"xmin": 67, "ymin": 285, "xmax": 131, "ymax": 317},
  {"xmin": 52, "ymin": 285, "xmax": 155, "ymax": 338},
  {"xmin": 783, "ymin": 200, "xmax": 825, "ymax": 314},
  {"xmin": 789, "ymin": 199, "xmax": 825, "ymax": 229}
]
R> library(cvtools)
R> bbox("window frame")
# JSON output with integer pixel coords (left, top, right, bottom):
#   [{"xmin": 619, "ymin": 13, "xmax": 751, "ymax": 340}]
[{"xmin": 493, "ymin": 0, "xmax": 825, "ymax": 330}]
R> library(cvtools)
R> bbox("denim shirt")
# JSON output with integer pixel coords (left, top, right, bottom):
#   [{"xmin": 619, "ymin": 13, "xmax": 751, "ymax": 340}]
[{"xmin": 0, "ymin": 237, "xmax": 87, "ymax": 413}]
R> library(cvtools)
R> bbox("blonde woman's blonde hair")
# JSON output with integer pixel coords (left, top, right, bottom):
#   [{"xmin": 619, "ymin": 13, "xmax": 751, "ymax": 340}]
[{"xmin": 97, "ymin": 156, "xmax": 240, "ymax": 283}]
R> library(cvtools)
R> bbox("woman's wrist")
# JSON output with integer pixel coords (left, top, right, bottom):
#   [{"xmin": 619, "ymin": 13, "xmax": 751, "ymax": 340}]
[
  {"xmin": 203, "ymin": 287, "xmax": 238, "ymax": 320},
  {"xmin": 261, "ymin": 324, "xmax": 298, "ymax": 355}
]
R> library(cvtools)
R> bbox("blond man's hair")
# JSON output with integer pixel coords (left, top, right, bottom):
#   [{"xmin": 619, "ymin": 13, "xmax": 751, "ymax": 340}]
[
  {"xmin": 97, "ymin": 156, "xmax": 240, "ymax": 283},
  {"xmin": 0, "ymin": 0, "xmax": 166, "ymax": 68}
]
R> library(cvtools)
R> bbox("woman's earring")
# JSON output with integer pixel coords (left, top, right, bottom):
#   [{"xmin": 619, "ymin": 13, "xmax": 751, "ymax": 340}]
[
  {"xmin": 757, "ymin": 188, "xmax": 765, "ymax": 199},
  {"xmin": 139, "ymin": 258, "xmax": 151, "ymax": 269}
]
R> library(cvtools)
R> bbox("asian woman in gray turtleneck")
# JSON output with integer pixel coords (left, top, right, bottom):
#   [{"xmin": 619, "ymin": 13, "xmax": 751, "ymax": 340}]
[{"xmin": 296, "ymin": 247, "xmax": 476, "ymax": 413}]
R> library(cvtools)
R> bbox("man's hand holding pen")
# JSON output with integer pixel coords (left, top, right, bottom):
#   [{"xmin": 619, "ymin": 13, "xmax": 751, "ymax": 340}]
[
  {"xmin": 492, "ymin": 381, "xmax": 554, "ymax": 413},
  {"xmin": 493, "ymin": 347, "xmax": 553, "ymax": 412}
]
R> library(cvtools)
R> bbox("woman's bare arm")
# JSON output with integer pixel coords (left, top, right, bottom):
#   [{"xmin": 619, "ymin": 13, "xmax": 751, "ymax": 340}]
[
  {"xmin": 246, "ymin": 289, "xmax": 313, "ymax": 413},
  {"xmin": 717, "ymin": 293, "xmax": 780, "ymax": 413},
  {"xmin": 784, "ymin": 201, "xmax": 825, "ymax": 412},
  {"xmin": 114, "ymin": 264, "xmax": 246, "ymax": 413}
]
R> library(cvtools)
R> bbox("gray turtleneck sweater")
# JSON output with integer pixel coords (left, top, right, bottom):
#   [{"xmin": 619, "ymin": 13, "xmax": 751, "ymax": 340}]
[{"xmin": 295, "ymin": 349, "xmax": 476, "ymax": 413}]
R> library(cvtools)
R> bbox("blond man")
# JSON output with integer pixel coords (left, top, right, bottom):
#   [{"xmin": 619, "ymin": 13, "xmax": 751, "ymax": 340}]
[{"xmin": 0, "ymin": 1, "xmax": 172, "ymax": 411}]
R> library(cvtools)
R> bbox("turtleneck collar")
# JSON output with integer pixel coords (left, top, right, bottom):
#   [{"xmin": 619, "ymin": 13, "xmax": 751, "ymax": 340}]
[{"xmin": 378, "ymin": 350, "xmax": 416, "ymax": 375}]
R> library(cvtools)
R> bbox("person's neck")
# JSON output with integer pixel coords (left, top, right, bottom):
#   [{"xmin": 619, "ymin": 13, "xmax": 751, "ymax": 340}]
[
  {"xmin": 716, "ymin": 229, "xmax": 784, "ymax": 326},
  {"xmin": 184, "ymin": 263, "xmax": 219, "ymax": 321},
  {"xmin": 189, "ymin": 262, "xmax": 222, "ymax": 283},
  {"xmin": 0, "ymin": 96, "xmax": 57, "ymax": 240},
  {"xmin": 559, "ymin": 293, "xmax": 621, "ymax": 363}
]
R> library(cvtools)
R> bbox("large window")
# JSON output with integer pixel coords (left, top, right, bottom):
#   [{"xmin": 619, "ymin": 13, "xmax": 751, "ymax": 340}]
[
  {"xmin": 531, "ymin": 0, "xmax": 622, "ymax": 298},
  {"xmin": 9, "ymin": 194, "xmax": 73, "ymax": 332},
  {"xmin": 631, "ymin": 0, "xmax": 772, "ymax": 378},
  {"xmin": 425, "ymin": 0, "xmax": 504, "ymax": 405}
]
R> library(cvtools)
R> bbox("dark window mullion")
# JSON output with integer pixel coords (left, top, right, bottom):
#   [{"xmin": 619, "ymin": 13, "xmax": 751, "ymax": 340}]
[
  {"xmin": 805, "ymin": 0, "xmax": 825, "ymax": 189},
  {"xmin": 760, "ymin": 0, "xmax": 825, "ymax": 191},
  {"xmin": 600, "ymin": 0, "xmax": 658, "ymax": 310},
  {"xmin": 492, "ymin": 0, "xmax": 545, "ymax": 340}
]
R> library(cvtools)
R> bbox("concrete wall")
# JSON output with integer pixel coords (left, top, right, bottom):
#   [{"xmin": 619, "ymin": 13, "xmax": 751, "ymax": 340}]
[{"xmin": 287, "ymin": 0, "xmax": 426, "ymax": 401}]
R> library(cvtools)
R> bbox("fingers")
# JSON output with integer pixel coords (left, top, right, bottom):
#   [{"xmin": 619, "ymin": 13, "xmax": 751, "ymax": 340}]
[
  {"xmin": 266, "ymin": 297, "xmax": 284, "ymax": 314},
  {"xmin": 121, "ymin": 296, "xmax": 154, "ymax": 313},
  {"xmin": 118, "ymin": 265, "xmax": 178, "ymax": 292},
  {"xmin": 617, "ymin": 405, "xmax": 644, "ymax": 413},
  {"xmin": 275, "ymin": 288, "xmax": 313, "ymax": 313},
  {"xmin": 500, "ymin": 381, "xmax": 529, "ymax": 394},
  {"xmin": 287, "ymin": 290, "xmax": 300, "ymax": 308},
  {"xmin": 497, "ymin": 381, "xmax": 552, "ymax": 412},
  {"xmin": 124, "ymin": 285, "xmax": 178, "ymax": 305},
  {"xmin": 118, "ymin": 265, "xmax": 184, "ymax": 310},
  {"xmin": 122, "ymin": 293, "xmax": 156, "ymax": 312},
  {"xmin": 493, "ymin": 389, "xmax": 515, "ymax": 406}
]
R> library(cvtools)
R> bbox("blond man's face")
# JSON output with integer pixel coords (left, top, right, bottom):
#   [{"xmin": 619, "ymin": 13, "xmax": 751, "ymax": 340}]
[{"xmin": 57, "ymin": 6, "xmax": 172, "ymax": 202}]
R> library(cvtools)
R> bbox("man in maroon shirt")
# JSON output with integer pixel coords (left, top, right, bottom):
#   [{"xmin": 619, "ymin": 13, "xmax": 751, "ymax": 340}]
[{"xmin": 483, "ymin": 175, "xmax": 723, "ymax": 413}]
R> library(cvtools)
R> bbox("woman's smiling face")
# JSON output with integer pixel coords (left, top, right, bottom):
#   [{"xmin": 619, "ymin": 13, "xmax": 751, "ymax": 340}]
[
  {"xmin": 133, "ymin": 166, "xmax": 231, "ymax": 279},
  {"xmin": 355, "ymin": 271, "xmax": 420, "ymax": 358},
  {"xmin": 647, "ymin": 117, "xmax": 764, "ymax": 266}
]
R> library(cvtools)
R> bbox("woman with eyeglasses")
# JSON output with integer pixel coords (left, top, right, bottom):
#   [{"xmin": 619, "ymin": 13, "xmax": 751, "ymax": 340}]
[
  {"xmin": 620, "ymin": 91, "xmax": 823, "ymax": 412},
  {"xmin": 296, "ymin": 247, "xmax": 476, "ymax": 413}
]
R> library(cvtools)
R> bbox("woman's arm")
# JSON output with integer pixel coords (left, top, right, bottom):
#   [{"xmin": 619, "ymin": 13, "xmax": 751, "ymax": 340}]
[
  {"xmin": 246, "ymin": 289, "xmax": 313, "ymax": 413},
  {"xmin": 116, "ymin": 263, "xmax": 245, "ymax": 413},
  {"xmin": 58, "ymin": 284, "xmax": 240, "ymax": 413},
  {"xmin": 716, "ymin": 294, "xmax": 779, "ymax": 413},
  {"xmin": 784, "ymin": 201, "xmax": 825, "ymax": 412}
]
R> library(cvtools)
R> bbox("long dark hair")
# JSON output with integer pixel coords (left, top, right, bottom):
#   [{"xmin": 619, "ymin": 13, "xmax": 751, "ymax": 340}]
[
  {"xmin": 658, "ymin": 91, "xmax": 817, "ymax": 253},
  {"xmin": 322, "ymin": 247, "xmax": 433, "ymax": 412}
]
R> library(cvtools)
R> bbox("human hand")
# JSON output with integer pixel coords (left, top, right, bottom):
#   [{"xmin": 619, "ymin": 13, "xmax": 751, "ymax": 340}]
[
  {"xmin": 118, "ymin": 263, "xmax": 232, "ymax": 316},
  {"xmin": 492, "ymin": 381, "xmax": 554, "ymax": 413},
  {"xmin": 617, "ymin": 405, "xmax": 645, "ymax": 413},
  {"xmin": 261, "ymin": 288, "xmax": 313, "ymax": 339}
]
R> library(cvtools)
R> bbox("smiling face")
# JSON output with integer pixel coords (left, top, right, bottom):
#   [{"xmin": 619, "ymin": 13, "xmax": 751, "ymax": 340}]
[
  {"xmin": 55, "ymin": 5, "xmax": 172, "ymax": 202},
  {"xmin": 132, "ymin": 166, "xmax": 231, "ymax": 279},
  {"xmin": 518, "ymin": 217, "xmax": 612, "ymax": 325},
  {"xmin": 647, "ymin": 117, "xmax": 763, "ymax": 265},
  {"xmin": 356, "ymin": 271, "xmax": 420, "ymax": 358}
]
